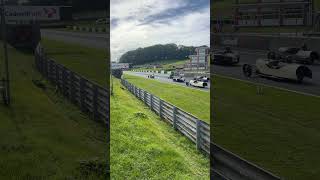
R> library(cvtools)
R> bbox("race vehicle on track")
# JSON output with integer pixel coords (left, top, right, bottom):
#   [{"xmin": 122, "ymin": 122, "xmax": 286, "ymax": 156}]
[
  {"xmin": 243, "ymin": 58, "xmax": 312, "ymax": 83},
  {"xmin": 267, "ymin": 45, "xmax": 319, "ymax": 65},
  {"xmin": 212, "ymin": 47, "xmax": 240, "ymax": 65},
  {"xmin": 168, "ymin": 73, "xmax": 174, "ymax": 79},
  {"xmin": 147, "ymin": 74, "xmax": 155, "ymax": 78},
  {"xmin": 172, "ymin": 76, "xmax": 185, "ymax": 82},
  {"xmin": 186, "ymin": 80, "xmax": 208, "ymax": 88},
  {"xmin": 194, "ymin": 76, "xmax": 210, "ymax": 82}
]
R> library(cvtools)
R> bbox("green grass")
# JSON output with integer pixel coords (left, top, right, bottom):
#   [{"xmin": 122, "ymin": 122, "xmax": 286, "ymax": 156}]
[
  {"xmin": 40, "ymin": 37, "xmax": 209, "ymax": 179},
  {"xmin": 110, "ymin": 78, "xmax": 209, "ymax": 179},
  {"xmin": 41, "ymin": 38, "xmax": 109, "ymax": 87},
  {"xmin": 213, "ymin": 75, "xmax": 320, "ymax": 179},
  {"xmin": 0, "ymin": 45, "xmax": 107, "ymax": 179},
  {"xmin": 123, "ymin": 74, "xmax": 210, "ymax": 123}
]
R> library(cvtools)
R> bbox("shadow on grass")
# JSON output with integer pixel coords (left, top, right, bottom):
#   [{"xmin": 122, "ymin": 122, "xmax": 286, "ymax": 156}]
[{"xmin": 14, "ymin": 47, "xmax": 34, "ymax": 55}]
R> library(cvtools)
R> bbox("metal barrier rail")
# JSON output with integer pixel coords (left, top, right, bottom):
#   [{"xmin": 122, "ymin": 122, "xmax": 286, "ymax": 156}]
[
  {"xmin": 66, "ymin": 25, "xmax": 107, "ymax": 33},
  {"xmin": 121, "ymin": 78, "xmax": 210, "ymax": 154},
  {"xmin": 211, "ymin": 143, "xmax": 281, "ymax": 180},
  {"xmin": 34, "ymin": 48, "xmax": 109, "ymax": 125}
]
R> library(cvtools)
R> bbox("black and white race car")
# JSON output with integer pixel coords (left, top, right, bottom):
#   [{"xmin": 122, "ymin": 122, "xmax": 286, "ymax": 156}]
[
  {"xmin": 147, "ymin": 74, "xmax": 155, "ymax": 78},
  {"xmin": 243, "ymin": 58, "xmax": 312, "ymax": 83},
  {"xmin": 267, "ymin": 46, "xmax": 319, "ymax": 65},
  {"xmin": 173, "ymin": 76, "xmax": 185, "ymax": 82},
  {"xmin": 186, "ymin": 80, "xmax": 208, "ymax": 88},
  {"xmin": 194, "ymin": 76, "xmax": 210, "ymax": 82},
  {"xmin": 212, "ymin": 47, "xmax": 240, "ymax": 65}
]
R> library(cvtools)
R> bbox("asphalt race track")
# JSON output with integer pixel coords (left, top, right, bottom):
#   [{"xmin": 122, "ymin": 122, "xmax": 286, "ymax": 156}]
[
  {"xmin": 125, "ymin": 71, "xmax": 210, "ymax": 92},
  {"xmin": 213, "ymin": 48, "xmax": 320, "ymax": 96}
]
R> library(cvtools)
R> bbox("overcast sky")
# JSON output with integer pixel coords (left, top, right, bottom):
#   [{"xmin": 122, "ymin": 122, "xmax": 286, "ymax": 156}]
[{"xmin": 110, "ymin": 0, "xmax": 210, "ymax": 62}]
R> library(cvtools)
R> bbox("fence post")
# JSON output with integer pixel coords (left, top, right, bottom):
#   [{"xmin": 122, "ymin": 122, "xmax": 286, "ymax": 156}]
[
  {"xmin": 159, "ymin": 99, "xmax": 162, "ymax": 118},
  {"xmin": 136, "ymin": 87, "xmax": 139, "ymax": 97},
  {"xmin": 61, "ymin": 67, "xmax": 66, "ymax": 96},
  {"xmin": 144, "ymin": 90, "xmax": 147, "ymax": 104},
  {"xmin": 93, "ymin": 85, "xmax": 98, "ymax": 121},
  {"xmin": 138, "ymin": 88, "xmax": 140, "ymax": 98},
  {"xmin": 196, "ymin": 120, "xmax": 201, "ymax": 151},
  {"xmin": 135, "ymin": 87, "xmax": 137, "ymax": 97},
  {"xmin": 136, "ymin": 87, "xmax": 138, "ymax": 97},
  {"xmin": 69, "ymin": 73, "xmax": 75, "ymax": 102},
  {"xmin": 48, "ymin": 60, "xmax": 53, "ymax": 82},
  {"xmin": 55, "ymin": 64, "xmax": 60, "ymax": 88},
  {"xmin": 150, "ymin": 94, "xmax": 153, "ymax": 110},
  {"xmin": 80, "ymin": 78, "xmax": 86, "ymax": 112},
  {"xmin": 173, "ymin": 107, "xmax": 177, "ymax": 129}
]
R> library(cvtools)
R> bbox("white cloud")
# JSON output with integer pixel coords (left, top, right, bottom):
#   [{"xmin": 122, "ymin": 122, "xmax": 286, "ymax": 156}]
[{"xmin": 110, "ymin": 0, "xmax": 209, "ymax": 62}]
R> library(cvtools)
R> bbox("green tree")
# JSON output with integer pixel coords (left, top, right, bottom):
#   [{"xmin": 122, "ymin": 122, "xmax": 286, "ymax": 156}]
[{"xmin": 120, "ymin": 44, "xmax": 197, "ymax": 65}]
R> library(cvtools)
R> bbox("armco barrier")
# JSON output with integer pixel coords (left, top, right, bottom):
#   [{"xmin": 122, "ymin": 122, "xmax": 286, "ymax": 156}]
[
  {"xmin": 211, "ymin": 143, "xmax": 281, "ymax": 180},
  {"xmin": 67, "ymin": 25, "xmax": 107, "ymax": 33},
  {"xmin": 121, "ymin": 79, "xmax": 210, "ymax": 154},
  {"xmin": 35, "ymin": 46, "xmax": 109, "ymax": 125},
  {"xmin": 213, "ymin": 33, "xmax": 320, "ymax": 52}
]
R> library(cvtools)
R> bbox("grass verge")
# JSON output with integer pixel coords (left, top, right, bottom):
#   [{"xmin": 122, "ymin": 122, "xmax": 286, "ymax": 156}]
[
  {"xmin": 123, "ymin": 74, "xmax": 210, "ymax": 123},
  {"xmin": 110, "ymin": 78, "xmax": 209, "ymax": 179},
  {"xmin": 0, "ymin": 45, "xmax": 107, "ymax": 179},
  {"xmin": 213, "ymin": 75, "xmax": 320, "ymax": 179},
  {"xmin": 41, "ymin": 38, "xmax": 108, "ymax": 87}
]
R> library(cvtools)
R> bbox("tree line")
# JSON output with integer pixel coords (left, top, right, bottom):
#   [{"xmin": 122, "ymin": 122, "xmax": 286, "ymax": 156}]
[{"xmin": 119, "ymin": 44, "xmax": 197, "ymax": 65}]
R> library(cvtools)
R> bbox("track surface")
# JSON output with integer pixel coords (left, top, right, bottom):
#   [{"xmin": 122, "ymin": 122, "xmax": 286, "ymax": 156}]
[
  {"xmin": 213, "ymin": 48, "xmax": 320, "ymax": 96},
  {"xmin": 125, "ymin": 71, "xmax": 210, "ymax": 92}
]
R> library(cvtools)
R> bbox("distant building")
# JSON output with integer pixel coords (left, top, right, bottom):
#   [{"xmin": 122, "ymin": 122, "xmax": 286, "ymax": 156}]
[
  {"xmin": 234, "ymin": 0, "xmax": 313, "ymax": 27},
  {"xmin": 185, "ymin": 46, "xmax": 210, "ymax": 71}
]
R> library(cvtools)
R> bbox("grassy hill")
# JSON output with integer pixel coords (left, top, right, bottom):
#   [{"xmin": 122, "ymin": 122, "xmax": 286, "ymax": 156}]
[{"xmin": 0, "ymin": 44, "xmax": 107, "ymax": 179}]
